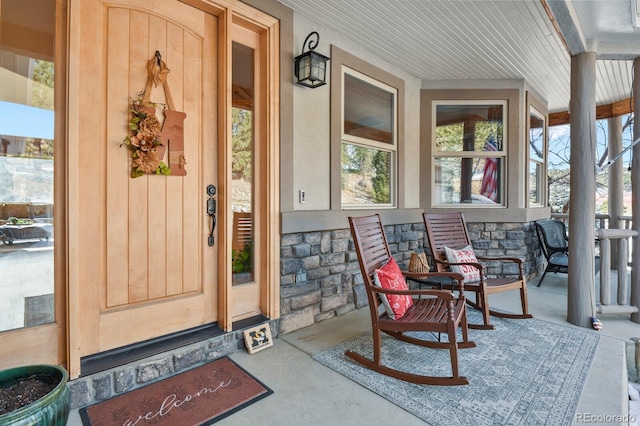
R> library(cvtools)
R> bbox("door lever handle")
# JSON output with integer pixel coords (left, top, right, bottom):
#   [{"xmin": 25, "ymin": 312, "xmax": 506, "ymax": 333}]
[
  {"xmin": 207, "ymin": 185, "xmax": 216, "ymax": 246},
  {"xmin": 208, "ymin": 214, "xmax": 216, "ymax": 246}
]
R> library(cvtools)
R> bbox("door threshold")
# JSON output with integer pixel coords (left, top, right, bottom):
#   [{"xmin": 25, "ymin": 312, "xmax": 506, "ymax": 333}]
[
  {"xmin": 80, "ymin": 322, "xmax": 224, "ymax": 376},
  {"xmin": 232, "ymin": 314, "xmax": 270, "ymax": 331}
]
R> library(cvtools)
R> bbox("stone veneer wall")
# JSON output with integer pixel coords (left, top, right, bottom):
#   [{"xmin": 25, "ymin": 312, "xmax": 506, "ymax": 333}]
[
  {"xmin": 67, "ymin": 319, "xmax": 279, "ymax": 410},
  {"xmin": 279, "ymin": 220, "xmax": 543, "ymax": 334},
  {"xmin": 465, "ymin": 221, "xmax": 542, "ymax": 278}
]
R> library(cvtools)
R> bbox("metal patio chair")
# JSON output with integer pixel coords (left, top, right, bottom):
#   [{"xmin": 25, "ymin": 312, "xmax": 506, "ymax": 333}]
[{"xmin": 534, "ymin": 219, "xmax": 569, "ymax": 287}]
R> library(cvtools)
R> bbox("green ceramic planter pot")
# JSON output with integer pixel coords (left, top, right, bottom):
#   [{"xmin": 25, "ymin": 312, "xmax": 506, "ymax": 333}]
[{"xmin": 0, "ymin": 364, "xmax": 70, "ymax": 426}]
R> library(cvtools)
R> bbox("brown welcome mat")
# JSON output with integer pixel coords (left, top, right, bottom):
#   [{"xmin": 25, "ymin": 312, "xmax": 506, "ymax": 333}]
[{"xmin": 80, "ymin": 357, "xmax": 273, "ymax": 425}]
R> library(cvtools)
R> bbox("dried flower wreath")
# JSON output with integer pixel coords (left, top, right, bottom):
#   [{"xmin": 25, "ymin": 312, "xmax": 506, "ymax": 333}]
[{"xmin": 122, "ymin": 95, "xmax": 170, "ymax": 178}]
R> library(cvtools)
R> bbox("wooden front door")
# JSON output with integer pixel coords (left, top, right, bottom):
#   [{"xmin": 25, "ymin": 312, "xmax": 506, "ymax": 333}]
[
  {"xmin": 69, "ymin": 0, "xmax": 279, "ymax": 377},
  {"xmin": 70, "ymin": 0, "xmax": 218, "ymax": 371}
]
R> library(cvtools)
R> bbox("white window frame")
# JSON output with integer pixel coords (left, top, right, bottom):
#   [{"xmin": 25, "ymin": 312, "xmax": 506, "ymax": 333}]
[
  {"xmin": 431, "ymin": 100, "xmax": 508, "ymax": 207},
  {"xmin": 341, "ymin": 66, "xmax": 398, "ymax": 209},
  {"xmin": 528, "ymin": 106, "xmax": 547, "ymax": 207}
]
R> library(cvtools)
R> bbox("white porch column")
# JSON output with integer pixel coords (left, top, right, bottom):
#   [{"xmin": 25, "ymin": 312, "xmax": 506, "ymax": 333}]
[
  {"xmin": 567, "ymin": 52, "xmax": 597, "ymax": 328},
  {"xmin": 609, "ymin": 115, "xmax": 623, "ymax": 266},
  {"xmin": 631, "ymin": 57, "xmax": 640, "ymax": 322}
]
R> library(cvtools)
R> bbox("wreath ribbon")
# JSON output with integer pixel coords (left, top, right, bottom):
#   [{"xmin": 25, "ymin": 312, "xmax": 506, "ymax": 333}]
[{"xmin": 140, "ymin": 55, "xmax": 187, "ymax": 176}]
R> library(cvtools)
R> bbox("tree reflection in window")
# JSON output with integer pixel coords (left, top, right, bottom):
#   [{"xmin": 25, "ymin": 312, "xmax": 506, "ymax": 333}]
[{"xmin": 433, "ymin": 103, "xmax": 506, "ymax": 206}]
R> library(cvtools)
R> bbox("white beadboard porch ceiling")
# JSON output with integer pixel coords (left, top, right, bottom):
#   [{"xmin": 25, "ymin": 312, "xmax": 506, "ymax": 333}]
[{"xmin": 277, "ymin": 0, "xmax": 640, "ymax": 114}]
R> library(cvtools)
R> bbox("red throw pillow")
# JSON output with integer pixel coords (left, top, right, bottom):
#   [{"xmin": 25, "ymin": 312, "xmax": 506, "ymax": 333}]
[
  {"xmin": 444, "ymin": 245, "xmax": 481, "ymax": 283},
  {"xmin": 373, "ymin": 257, "xmax": 413, "ymax": 319}
]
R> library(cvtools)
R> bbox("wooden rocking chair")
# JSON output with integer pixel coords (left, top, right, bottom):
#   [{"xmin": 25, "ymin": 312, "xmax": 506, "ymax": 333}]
[
  {"xmin": 348, "ymin": 214, "xmax": 475, "ymax": 386},
  {"xmin": 423, "ymin": 212, "xmax": 532, "ymax": 330}
]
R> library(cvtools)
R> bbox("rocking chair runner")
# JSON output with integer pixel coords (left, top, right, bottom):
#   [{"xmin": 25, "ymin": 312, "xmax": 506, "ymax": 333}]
[
  {"xmin": 423, "ymin": 212, "xmax": 532, "ymax": 330},
  {"xmin": 348, "ymin": 214, "xmax": 475, "ymax": 386}
]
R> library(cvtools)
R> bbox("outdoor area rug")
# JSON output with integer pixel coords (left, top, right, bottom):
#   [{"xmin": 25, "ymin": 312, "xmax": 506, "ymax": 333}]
[
  {"xmin": 79, "ymin": 357, "xmax": 273, "ymax": 425},
  {"xmin": 313, "ymin": 310, "xmax": 599, "ymax": 426}
]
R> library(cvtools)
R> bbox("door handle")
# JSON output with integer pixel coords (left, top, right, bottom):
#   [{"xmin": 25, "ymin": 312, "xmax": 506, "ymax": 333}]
[{"xmin": 207, "ymin": 185, "xmax": 216, "ymax": 246}]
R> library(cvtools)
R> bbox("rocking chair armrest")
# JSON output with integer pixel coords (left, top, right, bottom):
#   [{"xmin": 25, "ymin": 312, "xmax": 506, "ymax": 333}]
[
  {"xmin": 370, "ymin": 286, "xmax": 456, "ymax": 301},
  {"xmin": 476, "ymin": 255, "xmax": 523, "ymax": 264}
]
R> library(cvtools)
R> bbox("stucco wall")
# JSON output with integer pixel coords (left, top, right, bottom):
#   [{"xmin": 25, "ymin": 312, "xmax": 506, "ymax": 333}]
[
  {"xmin": 243, "ymin": 0, "xmax": 549, "ymax": 335},
  {"xmin": 289, "ymin": 13, "xmax": 422, "ymax": 213}
]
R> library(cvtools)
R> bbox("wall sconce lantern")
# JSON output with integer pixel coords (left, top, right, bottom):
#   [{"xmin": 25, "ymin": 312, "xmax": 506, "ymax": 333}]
[{"xmin": 294, "ymin": 31, "xmax": 330, "ymax": 88}]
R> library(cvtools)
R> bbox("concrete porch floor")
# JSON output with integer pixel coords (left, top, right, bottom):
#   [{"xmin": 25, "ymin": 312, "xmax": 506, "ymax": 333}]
[{"xmin": 67, "ymin": 272, "xmax": 636, "ymax": 425}]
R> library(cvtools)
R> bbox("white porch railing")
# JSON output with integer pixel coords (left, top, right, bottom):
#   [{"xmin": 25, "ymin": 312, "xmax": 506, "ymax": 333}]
[
  {"xmin": 550, "ymin": 213, "xmax": 638, "ymax": 316},
  {"xmin": 594, "ymin": 228, "xmax": 638, "ymax": 315},
  {"xmin": 550, "ymin": 212, "xmax": 610, "ymax": 230}
]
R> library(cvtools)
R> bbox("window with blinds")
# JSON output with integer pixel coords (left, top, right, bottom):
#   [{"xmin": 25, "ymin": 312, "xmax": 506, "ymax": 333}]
[
  {"xmin": 343, "ymin": 73, "xmax": 394, "ymax": 144},
  {"xmin": 341, "ymin": 67, "xmax": 397, "ymax": 207}
]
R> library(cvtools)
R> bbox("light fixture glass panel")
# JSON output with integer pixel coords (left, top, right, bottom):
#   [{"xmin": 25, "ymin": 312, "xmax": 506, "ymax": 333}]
[{"xmin": 299, "ymin": 55, "xmax": 310, "ymax": 79}]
